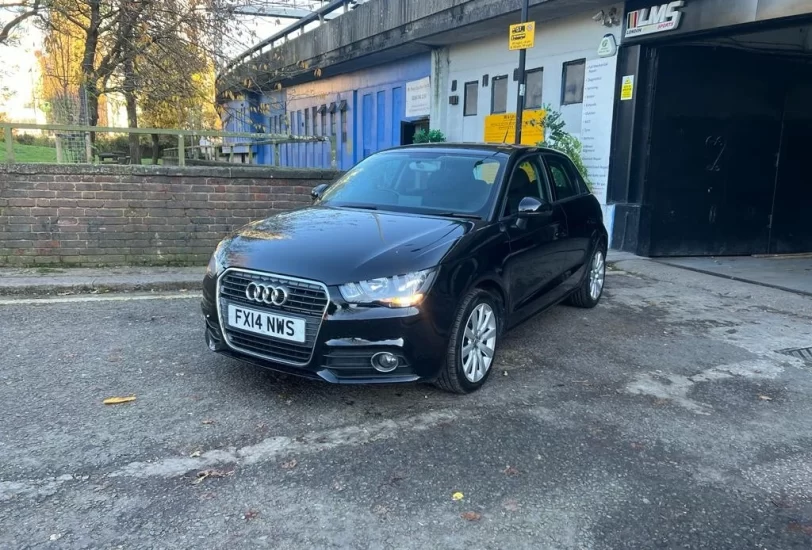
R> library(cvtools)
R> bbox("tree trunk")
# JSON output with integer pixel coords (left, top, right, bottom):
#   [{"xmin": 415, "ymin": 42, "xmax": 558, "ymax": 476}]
[
  {"xmin": 151, "ymin": 134, "xmax": 160, "ymax": 165},
  {"xmin": 126, "ymin": 94, "xmax": 140, "ymax": 164},
  {"xmin": 80, "ymin": 0, "xmax": 101, "ymax": 145},
  {"xmin": 123, "ymin": 58, "xmax": 140, "ymax": 165}
]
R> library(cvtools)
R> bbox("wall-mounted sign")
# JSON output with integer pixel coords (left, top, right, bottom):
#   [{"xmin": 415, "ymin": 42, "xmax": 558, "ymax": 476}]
[
  {"xmin": 483, "ymin": 109, "xmax": 545, "ymax": 145},
  {"xmin": 509, "ymin": 21, "xmax": 536, "ymax": 50},
  {"xmin": 405, "ymin": 77, "xmax": 431, "ymax": 118},
  {"xmin": 597, "ymin": 34, "xmax": 618, "ymax": 57},
  {"xmin": 620, "ymin": 75, "xmax": 635, "ymax": 101},
  {"xmin": 625, "ymin": 1, "xmax": 685, "ymax": 38},
  {"xmin": 580, "ymin": 57, "xmax": 618, "ymax": 208}
]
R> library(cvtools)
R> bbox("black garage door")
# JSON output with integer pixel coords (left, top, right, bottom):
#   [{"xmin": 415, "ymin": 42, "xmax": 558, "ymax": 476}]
[{"xmin": 645, "ymin": 45, "xmax": 812, "ymax": 256}]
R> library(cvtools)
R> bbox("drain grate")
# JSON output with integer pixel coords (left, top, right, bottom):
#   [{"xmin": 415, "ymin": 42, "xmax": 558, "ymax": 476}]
[{"xmin": 777, "ymin": 347, "xmax": 812, "ymax": 362}]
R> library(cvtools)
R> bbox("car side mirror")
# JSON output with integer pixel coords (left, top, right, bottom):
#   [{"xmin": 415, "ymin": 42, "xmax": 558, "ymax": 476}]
[
  {"xmin": 517, "ymin": 196, "xmax": 550, "ymax": 216},
  {"xmin": 311, "ymin": 183, "xmax": 329, "ymax": 202},
  {"xmin": 515, "ymin": 196, "xmax": 550, "ymax": 229}
]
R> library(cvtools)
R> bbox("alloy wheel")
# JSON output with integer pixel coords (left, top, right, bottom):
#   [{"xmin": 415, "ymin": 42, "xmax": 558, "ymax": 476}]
[
  {"xmin": 589, "ymin": 250, "xmax": 606, "ymax": 301},
  {"xmin": 461, "ymin": 303, "xmax": 497, "ymax": 383}
]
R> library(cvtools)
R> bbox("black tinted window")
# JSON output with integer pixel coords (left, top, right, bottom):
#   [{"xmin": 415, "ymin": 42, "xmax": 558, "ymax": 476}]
[{"xmin": 545, "ymin": 155, "xmax": 581, "ymax": 200}]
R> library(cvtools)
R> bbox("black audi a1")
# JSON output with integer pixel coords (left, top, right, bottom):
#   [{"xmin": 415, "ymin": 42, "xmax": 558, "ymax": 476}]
[{"xmin": 202, "ymin": 144, "xmax": 607, "ymax": 393}]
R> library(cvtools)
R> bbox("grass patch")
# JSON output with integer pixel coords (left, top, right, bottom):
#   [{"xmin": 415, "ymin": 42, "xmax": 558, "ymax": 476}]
[{"xmin": 0, "ymin": 142, "xmax": 58, "ymax": 163}]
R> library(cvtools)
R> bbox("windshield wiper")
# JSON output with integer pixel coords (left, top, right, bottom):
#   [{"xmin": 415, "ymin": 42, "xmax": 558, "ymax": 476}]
[
  {"xmin": 335, "ymin": 203, "xmax": 379, "ymax": 210},
  {"xmin": 433, "ymin": 212, "xmax": 481, "ymax": 220}
]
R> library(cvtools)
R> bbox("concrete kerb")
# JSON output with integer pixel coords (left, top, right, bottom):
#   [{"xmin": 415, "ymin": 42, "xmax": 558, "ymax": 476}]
[{"xmin": 0, "ymin": 266, "xmax": 204, "ymax": 296}]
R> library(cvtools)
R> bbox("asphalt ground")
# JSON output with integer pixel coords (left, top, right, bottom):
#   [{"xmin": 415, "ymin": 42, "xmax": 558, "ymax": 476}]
[{"xmin": 1, "ymin": 259, "xmax": 811, "ymax": 549}]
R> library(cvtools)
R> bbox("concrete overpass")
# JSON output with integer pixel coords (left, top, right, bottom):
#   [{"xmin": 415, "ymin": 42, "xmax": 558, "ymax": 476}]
[{"xmin": 217, "ymin": 0, "xmax": 615, "ymax": 94}]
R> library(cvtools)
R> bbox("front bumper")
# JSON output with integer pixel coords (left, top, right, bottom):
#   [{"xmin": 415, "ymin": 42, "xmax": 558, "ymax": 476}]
[{"xmin": 201, "ymin": 270, "xmax": 450, "ymax": 384}]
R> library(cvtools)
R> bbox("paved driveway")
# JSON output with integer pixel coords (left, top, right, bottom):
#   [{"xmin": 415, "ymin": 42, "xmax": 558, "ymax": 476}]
[{"xmin": 1, "ymin": 260, "xmax": 811, "ymax": 549}]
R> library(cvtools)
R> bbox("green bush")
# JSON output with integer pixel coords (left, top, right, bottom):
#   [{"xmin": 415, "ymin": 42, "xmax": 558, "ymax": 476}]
[
  {"xmin": 537, "ymin": 105, "xmax": 591, "ymax": 190},
  {"xmin": 413, "ymin": 128, "xmax": 446, "ymax": 143},
  {"xmin": 15, "ymin": 134, "xmax": 35, "ymax": 145},
  {"xmin": 14, "ymin": 134, "xmax": 55, "ymax": 147}
]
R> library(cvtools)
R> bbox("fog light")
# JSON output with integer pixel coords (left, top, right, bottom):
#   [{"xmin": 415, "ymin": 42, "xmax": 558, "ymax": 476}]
[{"xmin": 371, "ymin": 352, "xmax": 399, "ymax": 373}]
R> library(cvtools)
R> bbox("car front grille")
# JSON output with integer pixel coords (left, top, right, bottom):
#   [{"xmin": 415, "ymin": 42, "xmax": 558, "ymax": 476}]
[{"xmin": 218, "ymin": 269, "xmax": 329, "ymax": 366}]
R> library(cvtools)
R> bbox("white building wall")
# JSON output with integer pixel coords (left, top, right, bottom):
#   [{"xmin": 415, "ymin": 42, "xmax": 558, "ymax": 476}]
[{"xmin": 432, "ymin": 4, "xmax": 624, "ymax": 143}]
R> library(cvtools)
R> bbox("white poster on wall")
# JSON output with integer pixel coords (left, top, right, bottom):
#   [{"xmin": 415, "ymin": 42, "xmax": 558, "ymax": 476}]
[
  {"xmin": 405, "ymin": 77, "xmax": 431, "ymax": 118},
  {"xmin": 580, "ymin": 56, "xmax": 618, "ymax": 208}
]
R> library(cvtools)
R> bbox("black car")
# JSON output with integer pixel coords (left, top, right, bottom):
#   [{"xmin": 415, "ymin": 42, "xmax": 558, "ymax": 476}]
[{"xmin": 202, "ymin": 144, "xmax": 607, "ymax": 393}]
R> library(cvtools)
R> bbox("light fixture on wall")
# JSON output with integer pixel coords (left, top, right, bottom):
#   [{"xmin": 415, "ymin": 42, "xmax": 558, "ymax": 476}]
[{"xmin": 592, "ymin": 7, "xmax": 620, "ymax": 27}]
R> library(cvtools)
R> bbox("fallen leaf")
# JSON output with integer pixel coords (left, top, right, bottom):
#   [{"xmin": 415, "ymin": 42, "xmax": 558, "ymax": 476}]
[
  {"xmin": 461, "ymin": 511, "xmax": 482, "ymax": 521},
  {"xmin": 452, "ymin": 491, "xmax": 464, "ymax": 501},
  {"xmin": 759, "ymin": 395, "xmax": 773, "ymax": 401},
  {"xmin": 103, "ymin": 396, "xmax": 136, "ymax": 405},
  {"xmin": 243, "ymin": 510, "xmax": 260, "ymax": 521},
  {"xmin": 193, "ymin": 468, "xmax": 233, "ymax": 484},
  {"xmin": 788, "ymin": 522, "xmax": 812, "ymax": 536},
  {"xmin": 202, "ymin": 419, "xmax": 216, "ymax": 425},
  {"xmin": 281, "ymin": 459, "xmax": 298, "ymax": 470},
  {"xmin": 504, "ymin": 466, "xmax": 520, "ymax": 476},
  {"xmin": 190, "ymin": 450, "xmax": 202, "ymax": 458}
]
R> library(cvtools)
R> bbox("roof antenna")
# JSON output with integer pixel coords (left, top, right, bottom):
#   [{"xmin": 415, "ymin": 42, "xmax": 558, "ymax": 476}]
[{"xmin": 501, "ymin": 122, "xmax": 511, "ymax": 145}]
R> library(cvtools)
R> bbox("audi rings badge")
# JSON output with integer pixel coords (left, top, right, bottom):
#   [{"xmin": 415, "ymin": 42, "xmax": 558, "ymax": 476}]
[{"xmin": 245, "ymin": 282, "xmax": 289, "ymax": 306}]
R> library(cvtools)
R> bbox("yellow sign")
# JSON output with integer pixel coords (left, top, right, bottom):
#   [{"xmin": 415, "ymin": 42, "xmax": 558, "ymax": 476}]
[
  {"xmin": 509, "ymin": 21, "xmax": 536, "ymax": 50},
  {"xmin": 483, "ymin": 110, "xmax": 545, "ymax": 145},
  {"xmin": 620, "ymin": 75, "xmax": 635, "ymax": 101}
]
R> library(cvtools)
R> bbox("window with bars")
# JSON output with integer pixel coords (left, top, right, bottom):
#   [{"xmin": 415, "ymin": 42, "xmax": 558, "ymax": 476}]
[
  {"xmin": 562, "ymin": 59, "xmax": 586, "ymax": 105},
  {"xmin": 464, "ymin": 81, "xmax": 478, "ymax": 117},
  {"xmin": 491, "ymin": 75, "xmax": 508, "ymax": 114},
  {"xmin": 525, "ymin": 68, "xmax": 543, "ymax": 110}
]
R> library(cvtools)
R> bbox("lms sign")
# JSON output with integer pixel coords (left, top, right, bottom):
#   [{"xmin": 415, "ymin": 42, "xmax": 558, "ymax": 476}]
[{"xmin": 625, "ymin": 1, "xmax": 685, "ymax": 38}]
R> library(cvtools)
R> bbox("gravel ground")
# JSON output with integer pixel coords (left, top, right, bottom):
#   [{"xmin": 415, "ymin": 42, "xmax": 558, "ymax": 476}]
[{"xmin": 1, "ymin": 259, "xmax": 811, "ymax": 549}]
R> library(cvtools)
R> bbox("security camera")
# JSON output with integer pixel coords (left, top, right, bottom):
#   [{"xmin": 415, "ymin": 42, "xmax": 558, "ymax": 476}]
[{"xmin": 607, "ymin": 7, "xmax": 620, "ymax": 26}]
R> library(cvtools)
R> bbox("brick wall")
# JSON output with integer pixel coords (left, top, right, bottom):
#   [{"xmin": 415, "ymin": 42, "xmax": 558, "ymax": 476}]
[{"xmin": 0, "ymin": 164, "xmax": 340, "ymax": 267}]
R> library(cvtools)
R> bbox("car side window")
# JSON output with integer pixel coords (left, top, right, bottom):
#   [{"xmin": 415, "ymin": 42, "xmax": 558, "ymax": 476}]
[
  {"xmin": 502, "ymin": 158, "xmax": 548, "ymax": 217},
  {"xmin": 545, "ymin": 155, "xmax": 582, "ymax": 201}
]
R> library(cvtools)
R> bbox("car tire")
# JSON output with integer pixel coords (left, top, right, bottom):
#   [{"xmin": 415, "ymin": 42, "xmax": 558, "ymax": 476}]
[
  {"xmin": 568, "ymin": 243, "xmax": 606, "ymax": 309},
  {"xmin": 435, "ymin": 288, "xmax": 502, "ymax": 394}
]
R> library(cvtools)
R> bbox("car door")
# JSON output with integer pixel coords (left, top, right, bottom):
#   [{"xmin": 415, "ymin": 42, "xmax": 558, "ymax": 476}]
[
  {"xmin": 501, "ymin": 154, "xmax": 570, "ymax": 324},
  {"xmin": 543, "ymin": 153, "xmax": 596, "ymax": 291}
]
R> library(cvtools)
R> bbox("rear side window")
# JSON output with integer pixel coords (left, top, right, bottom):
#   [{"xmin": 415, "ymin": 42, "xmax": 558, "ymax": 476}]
[{"xmin": 545, "ymin": 155, "xmax": 582, "ymax": 201}]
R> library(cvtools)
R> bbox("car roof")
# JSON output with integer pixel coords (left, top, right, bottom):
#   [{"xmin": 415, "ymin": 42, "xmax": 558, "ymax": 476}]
[{"xmin": 385, "ymin": 142, "xmax": 562, "ymax": 156}]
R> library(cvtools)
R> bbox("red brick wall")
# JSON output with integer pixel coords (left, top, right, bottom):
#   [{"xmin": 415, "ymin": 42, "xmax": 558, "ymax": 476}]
[{"xmin": 0, "ymin": 164, "xmax": 339, "ymax": 267}]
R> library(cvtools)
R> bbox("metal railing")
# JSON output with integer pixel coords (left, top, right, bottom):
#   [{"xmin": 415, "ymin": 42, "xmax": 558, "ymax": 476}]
[
  {"xmin": 218, "ymin": 0, "xmax": 357, "ymax": 80},
  {"xmin": 0, "ymin": 122, "xmax": 336, "ymax": 168}
]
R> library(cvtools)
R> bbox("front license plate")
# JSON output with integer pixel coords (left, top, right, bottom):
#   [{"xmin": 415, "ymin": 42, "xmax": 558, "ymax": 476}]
[{"xmin": 227, "ymin": 304, "xmax": 306, "ymax": 343}]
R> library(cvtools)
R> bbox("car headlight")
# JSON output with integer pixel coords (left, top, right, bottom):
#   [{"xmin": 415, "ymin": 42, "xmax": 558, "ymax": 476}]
[
  {"xmin": 206, "ymin": 241, "xmax": 227, "ymax": 277},
  {"xmin": 339, "ymin": 269, "xmax": 435, "ymax": 307}
]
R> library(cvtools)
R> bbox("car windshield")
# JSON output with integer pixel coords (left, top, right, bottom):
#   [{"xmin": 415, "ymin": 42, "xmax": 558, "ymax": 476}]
[{"xmin": 318, "ymin": 150, "xmax": 507, "ymax": 218}]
